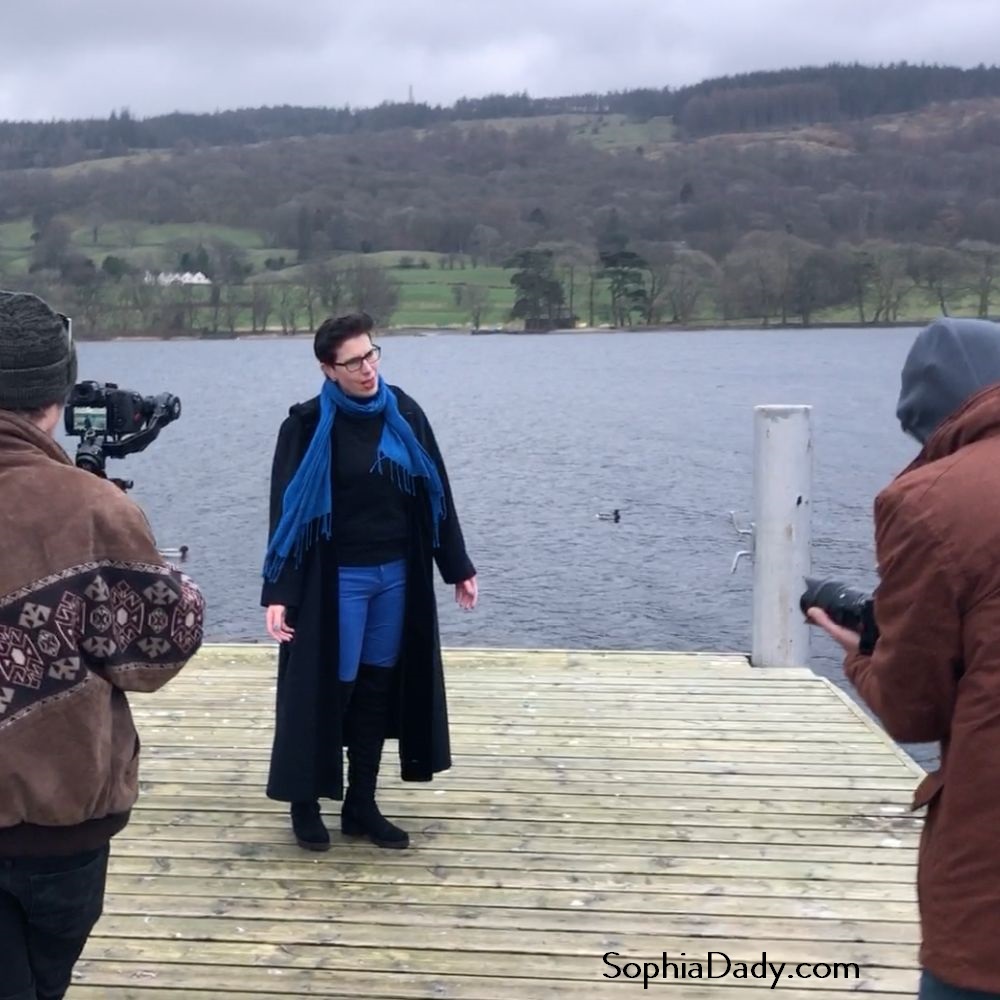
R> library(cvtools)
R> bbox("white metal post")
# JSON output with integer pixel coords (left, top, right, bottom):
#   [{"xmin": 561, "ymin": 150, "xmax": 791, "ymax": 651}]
[{"xmin": 751, "ymin": 405, "xmax": 813, "ymax": 668}]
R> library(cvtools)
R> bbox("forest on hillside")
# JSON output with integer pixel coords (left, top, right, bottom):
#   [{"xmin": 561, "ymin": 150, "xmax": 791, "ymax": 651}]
[
  {"xmin": 2, "ymin": 63, "xmax": 1000, "ymax": 170},
  {"xmin": 2, "ymin": 63, "xmax": 1000, "ymax": 334}
]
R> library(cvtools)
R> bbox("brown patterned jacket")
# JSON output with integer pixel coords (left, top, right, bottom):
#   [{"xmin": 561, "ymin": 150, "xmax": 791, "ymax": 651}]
[{"xmin": 0, "ymin": 411, "xmax": 205, "ymax": 856}]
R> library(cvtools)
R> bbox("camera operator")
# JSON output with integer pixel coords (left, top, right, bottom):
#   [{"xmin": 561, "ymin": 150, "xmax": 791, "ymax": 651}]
[
  {"xmin": 0, "ymin": 291, "xmax": 205, "ymax": 1000},
  {"xmin": 807, "ymin": 317, "xmax": 1000, "ymax": 1000}
]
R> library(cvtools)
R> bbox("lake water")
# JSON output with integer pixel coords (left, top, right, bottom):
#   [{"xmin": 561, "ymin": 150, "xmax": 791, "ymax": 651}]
[{"xmin": 60, "ymin": 328, "xmax": 935, "ymax": 764}]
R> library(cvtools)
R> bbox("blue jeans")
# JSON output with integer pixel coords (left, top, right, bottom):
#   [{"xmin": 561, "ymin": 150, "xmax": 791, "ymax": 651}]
[
  {"xmin": 338, "ymin": 559, "xmax": 407, "ymax": 682},
  {"xmin": 0, "ymin": 845, "xmax": 109, "ymax": 1000},
  {"xmin": 920, "ymin": 970, "xmax": 1000, "ymax": 1000}
]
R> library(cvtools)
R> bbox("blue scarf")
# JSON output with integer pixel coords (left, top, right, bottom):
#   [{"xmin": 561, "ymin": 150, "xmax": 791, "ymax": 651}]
[{"xmin": 262, "ymin": 376, "xmax": 447, "ymax": 583}]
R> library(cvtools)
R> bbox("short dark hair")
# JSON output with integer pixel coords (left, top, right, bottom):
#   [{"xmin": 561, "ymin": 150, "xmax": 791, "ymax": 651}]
[{"xmin": 314, "ymin": 313, "xmax": 374, "ymax": 364}]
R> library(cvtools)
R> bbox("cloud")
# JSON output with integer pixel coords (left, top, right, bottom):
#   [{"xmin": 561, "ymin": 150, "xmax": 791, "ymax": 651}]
[{"xmin": 0, "ymin": 0, "xmax": 997, "ymax": 119}]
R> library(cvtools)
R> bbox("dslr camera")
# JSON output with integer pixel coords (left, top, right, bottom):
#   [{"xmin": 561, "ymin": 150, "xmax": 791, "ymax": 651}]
[
  {"xmin": 64, "ymin": 380, "xmax": 182, "ymax": 492},
  {"xmin": 800, "ymin": 577, "xmax": 880, "ymax": 654}
]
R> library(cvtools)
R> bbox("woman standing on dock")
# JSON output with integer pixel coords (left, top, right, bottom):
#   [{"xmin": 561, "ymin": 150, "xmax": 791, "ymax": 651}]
[{"xmin": 261, "ymin": 312, "xmax": 477, "ymax": 851}]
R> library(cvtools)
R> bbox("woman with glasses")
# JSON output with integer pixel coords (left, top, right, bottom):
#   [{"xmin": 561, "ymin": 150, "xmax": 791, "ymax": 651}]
[{"xmin": 261, "ymin": 312, "xmax": 477, "ymax": 851}]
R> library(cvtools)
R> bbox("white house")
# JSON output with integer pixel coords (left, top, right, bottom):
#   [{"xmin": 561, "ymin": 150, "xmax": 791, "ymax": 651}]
[{"xmin": 143, "ymin": 271, "xmax": 212, "ymax": 286}]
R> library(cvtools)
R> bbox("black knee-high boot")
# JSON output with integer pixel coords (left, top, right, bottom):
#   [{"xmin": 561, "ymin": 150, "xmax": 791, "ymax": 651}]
[
  {"xmin": 290, "ymin": 800, "xmax": 329, "ymax": 851},
  {"xmin": 341, "ymin": 664, "xmax": 409, "ymax": 849},
  {"xmin": 289, "ymin": 679, "xmax": 355, "ymax": 852}
]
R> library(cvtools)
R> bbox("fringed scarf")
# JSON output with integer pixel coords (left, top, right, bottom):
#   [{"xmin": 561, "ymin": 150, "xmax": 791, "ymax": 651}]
[{"xmin": 262, "ymin": 376, "xmax": 446, "ymax": 583}]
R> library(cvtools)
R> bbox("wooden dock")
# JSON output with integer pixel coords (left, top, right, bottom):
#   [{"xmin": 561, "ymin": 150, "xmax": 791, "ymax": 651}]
[{"xmin": 68, "ymin": 646, "xmax": 925, "ymax": 998}]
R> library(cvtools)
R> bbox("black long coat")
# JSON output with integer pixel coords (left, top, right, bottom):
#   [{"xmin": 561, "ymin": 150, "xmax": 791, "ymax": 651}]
[{"xmin": 260, "ymin": 385, "xmax": 475, "ymax": 803}]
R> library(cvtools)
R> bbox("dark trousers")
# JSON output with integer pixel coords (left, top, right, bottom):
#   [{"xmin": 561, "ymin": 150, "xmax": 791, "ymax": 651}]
[
  {"xmin": 0, "ymin": 845, "xmax": 109, "ymax": 1000},
  {"xmin": 920, "ymin": 970, "xmax": 1000, "ymax": 1000}
]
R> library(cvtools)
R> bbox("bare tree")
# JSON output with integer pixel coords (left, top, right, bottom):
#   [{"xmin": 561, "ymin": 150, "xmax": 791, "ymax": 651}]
[
  {"xmin": 455, "ymin": 283, "xmax": 491, "ymax": 329},
  {"xmin": 468, "ymin": 223, "xmax": 503, "ymax": 266},
  {"xmin": 277, "ymin": 282, "xmax": 303, "ymax": 333},
  {"xmin": 65, "ymin": 275, "xmax": 108, "ymax": 336},
  {"xmin": 156, "ymin": 284, "xmax": 196, "ymax": 332},
  {"xmin": 122, "ymin": 273, "xmax": 160, "ymax": 330},
  {"xmin": 207, "ymin": 238, "xmax": 251, "ymax": 283},
  {"xmin": 660, "ymin": 250, "xmax": 722, "ymax": 324},
  {"xmin": 957, "ymin": 240, "xmax": 1000, "ymax": 318},
  {"xmin": 30, "ymin": 217, "xmax": 73, "ymax": 271},
  {"xmin": 119, "ymin": 221, "xmax": 145, "ymax": 250},
  {"xmin": 343, "ymin": 260, "xmax": 401, "ymax": 325},
  {"xmin": 855, "ymin": 241, "xmax": 913, "ymax": 322},
  {"xmin": 251, "ymin": 283, "xmax": 275, "ymax": 332},
  {"xmin": 304, "ymin": 260, "xmax": 344, "ymax": 318},
  {"xmin": 906, "ymin": 245, "xmax": 966, "ymax": 316},
  {"xmin": 86, "ymin": 207, "xmax": 106, "ymax": 247},
  {"xmin": 221, "ymin": 284, "xmax": 244, "ymax": 334},
  {"xmin": 107, "ymin": 281, "xmax": 135, "ymax": 333},
  {"xmin": 723, "ymin": 237, "xmax": 787, "ymax": 324},
  {"xmin": 300, "ymin": 278, "xmax": 319, "ymax": 332}
]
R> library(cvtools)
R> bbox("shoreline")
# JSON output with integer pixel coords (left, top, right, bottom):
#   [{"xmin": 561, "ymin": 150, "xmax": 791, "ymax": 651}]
[{"xmin": 78, "ymin": 318, "xmax": 947, "ymax": 343}]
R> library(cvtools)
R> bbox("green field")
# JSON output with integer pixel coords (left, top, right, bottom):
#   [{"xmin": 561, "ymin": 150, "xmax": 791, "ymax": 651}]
[
  {"xmin": 0, "ymin": 220, "xmax": 276, "ymax": 277},
  {"xmin": 0, "ymin": 216, "xmax": 992, "ymax": 332},
  {"xmin": 444, "ymin": 112, "xmax": 676, "ymax": 154},
  {"xmin": 0, "ymin": 218, "xmax": 526, "ymax": 328}
]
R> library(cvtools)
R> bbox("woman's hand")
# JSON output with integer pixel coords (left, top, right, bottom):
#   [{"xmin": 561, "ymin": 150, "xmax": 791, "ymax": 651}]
[
  {"xmin": 266, "ymin": 604, "xmax": 295, "ymax": 642},
  {"xmin": 455, "ymin": 577, "xmax": 478, "ymax": 610}
]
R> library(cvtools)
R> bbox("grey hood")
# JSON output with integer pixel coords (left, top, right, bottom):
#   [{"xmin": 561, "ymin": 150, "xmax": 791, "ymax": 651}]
[{"xmin": 897, "ymin": 317, "xmax": 1000, "ymax": 444}]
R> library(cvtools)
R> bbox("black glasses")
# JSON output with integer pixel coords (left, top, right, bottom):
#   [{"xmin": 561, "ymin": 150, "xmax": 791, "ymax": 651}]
[{"xmin": 332, "ymin": 344, "xmax": 381, "ymax": 373}]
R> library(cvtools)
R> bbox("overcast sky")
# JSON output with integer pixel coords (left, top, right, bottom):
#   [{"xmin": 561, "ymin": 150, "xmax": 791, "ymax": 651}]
[{"xmin": 1, "ymin": 0, "xmax": 997, "ymax": 121}]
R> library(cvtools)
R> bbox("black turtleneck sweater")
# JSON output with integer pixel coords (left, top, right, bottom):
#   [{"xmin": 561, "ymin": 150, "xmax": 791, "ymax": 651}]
[{"xmin": 333, "ymin": 410, "xmax": 412, "ymax": 566}]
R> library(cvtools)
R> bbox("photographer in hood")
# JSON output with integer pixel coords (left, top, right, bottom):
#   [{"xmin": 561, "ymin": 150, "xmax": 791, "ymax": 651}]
[
  {"xmin": 0, "ymin": 291, "xmax": 205, "ymax": 1000},
  {"xmin": 807, "ymin": 317, "xmax": 1000, "ymax": 1000}
]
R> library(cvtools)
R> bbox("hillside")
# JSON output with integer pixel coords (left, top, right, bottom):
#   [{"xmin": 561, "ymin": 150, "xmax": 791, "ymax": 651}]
[
  {"xmin": 2, "ymin": 61, "xmax": 999, "ymax": 170},
  {"xmin": 2, "ymin": 65, "xmax": 1000, "ymax": 333}
]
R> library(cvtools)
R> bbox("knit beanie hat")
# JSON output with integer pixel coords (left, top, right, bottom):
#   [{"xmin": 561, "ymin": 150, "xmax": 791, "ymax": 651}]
[{"xmin": 0, "ymin": 291, "xmax": 78, "ymax": 410}]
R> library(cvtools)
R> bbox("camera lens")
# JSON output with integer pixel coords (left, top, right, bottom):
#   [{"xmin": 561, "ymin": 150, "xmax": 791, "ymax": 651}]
[{"xmin": 801, "ymin": 576, "xmax": 872, "ymax": 631}]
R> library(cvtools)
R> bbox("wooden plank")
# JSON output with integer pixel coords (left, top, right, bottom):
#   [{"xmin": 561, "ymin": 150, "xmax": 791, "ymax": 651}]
[
  {"xmin": 192, "ymin": 644, "xmax": 757, "ymax": 659},
  {"xmin": 97, "ymin": 890, "xmax": 918, "ymax": 933},
  {"xmin": 92, "ymin": 910, "xmax": 920, "ymax": 949},
  {"xmin": 132, "ymin": 781, "xmax": 913, "ymax": 808},
  {"xmin": 133, "ymin": 692, "xmax": 854, "ymax": 707},
  {"xmin": 144, "ymin": 688, "xmax": 841, "ymax": 701},
  {"xmin": 69, "ymin": 989, "xmax": 913, "ymax": 1000},
  {"xmin": 106, "ymin": 857, "xmax": 918, "ymax": 901},
  {"xmin": 101, "ymin": 868, "xmax": 920, "ymax": 919},
  {"xmin": 134, "ymin": 732, "xmax": 898, "ymax": 754},
  {"xmin": 109, "ymin": 842, "xmax": 922, "ymax": 895},
  {"xmin": 114, "ymin": 850, "xmax": 909, "ymax": 884},
  {"xmin": 110, "ymin": 811, "xmax": 922, "ymax": 846},
  {"xmin": 70, "ymin": 974, "xmax": 915, "ymax": 1000},
  {"xmin": 121, "ymin": 802, "xmax": 922, "ymax": 835},
  {"xmin": 114, "ymin": 824, "xmax": 917, "ymax": 868},
  {"xmin": 141, "ymin": 689, "xmax": 846, "ymax": 703},
  {"xmin": 134, "ymin": 745, "xmax": 910, "ymax": 768},
  {"xmin": 135, "ymin": 765, "xmax": 916, "ymax": 792},
  {"xmin": 131, "ymin": 720, "xmax": 885, "ymax": 740},
  {"xmin": 138, "ymin": 748, "xmax": 915, "ymax": 773},
  {"xmin": 76, "ymin": 939, "xmax": 919, "ymax": 984},
  {"xmin": 122, "ymin": 792, "xmax": 919, "ymax": 821}
]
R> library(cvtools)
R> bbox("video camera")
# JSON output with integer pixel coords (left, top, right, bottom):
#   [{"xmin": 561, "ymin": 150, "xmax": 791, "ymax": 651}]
[
  {"xmin": 63, "ymin": 381, "xmax": 182, "ymax": 493},
  {"xmin": 800, "ymin": 577, "xmax": 879, "ymax": 654}
]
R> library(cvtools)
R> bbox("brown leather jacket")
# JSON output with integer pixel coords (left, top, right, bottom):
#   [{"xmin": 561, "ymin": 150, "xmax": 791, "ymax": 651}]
[
  {"xmin": 0, "ymin": 411, "xmax": 205, "ymax": 856},
  {"xmin": 845, "ymin": 384, "xmax": 1000, "ymax": 992}
]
